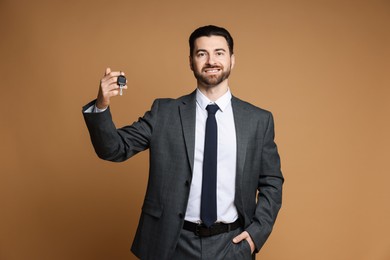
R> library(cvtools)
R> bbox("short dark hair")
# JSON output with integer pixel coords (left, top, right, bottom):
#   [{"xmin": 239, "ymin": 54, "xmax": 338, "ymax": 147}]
[{"xmin": 189, "ymin": 25, "xmax": 234, "ymax": 56}]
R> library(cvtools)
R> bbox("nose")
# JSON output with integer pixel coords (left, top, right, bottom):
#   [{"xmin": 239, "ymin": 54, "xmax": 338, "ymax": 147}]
[{"xmin": 206, "ymin": 54, "xmax": 217, "ymax": 65}]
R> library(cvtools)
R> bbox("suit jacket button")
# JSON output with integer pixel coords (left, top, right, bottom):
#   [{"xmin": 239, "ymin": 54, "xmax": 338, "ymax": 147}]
[
  {"xmin": 178, "ymin": 213, "xmax": 184, "ymax": 219},
  {"xmin": 185, "ymin": 180, "xmax": 190, "ymax": 187}
]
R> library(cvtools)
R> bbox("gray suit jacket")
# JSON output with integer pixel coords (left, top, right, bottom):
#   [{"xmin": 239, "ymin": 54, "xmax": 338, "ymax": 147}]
[{"xmin": 83, "ymin": 90, "xmax": 284, "ymax": 259}]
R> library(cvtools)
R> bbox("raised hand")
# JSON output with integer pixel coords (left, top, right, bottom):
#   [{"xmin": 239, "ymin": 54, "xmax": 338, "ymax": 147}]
[{"xmin": 96, "ymin": 67, "xmax": 127, "ymax": 109}]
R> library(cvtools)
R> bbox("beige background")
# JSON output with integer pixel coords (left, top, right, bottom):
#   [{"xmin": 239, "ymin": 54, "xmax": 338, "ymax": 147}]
[{"xmin": 1, "ymin": 0, "xmax": 389, "ymax": 259}]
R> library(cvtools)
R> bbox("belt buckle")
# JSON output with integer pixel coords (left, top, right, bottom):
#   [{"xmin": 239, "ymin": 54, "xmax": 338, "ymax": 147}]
[{"xmin": 195, "ymin": 223, "xmax": 202, "ymax": 236}]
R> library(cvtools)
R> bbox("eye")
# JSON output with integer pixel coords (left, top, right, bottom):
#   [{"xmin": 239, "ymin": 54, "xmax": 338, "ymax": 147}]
[
  {"xmin": 216, "ymin": 51, "xmax": 225, "ymax": 56},
  {"xmin": 197, "ymin": 52, "xmax": 207, "ymax": 58}
]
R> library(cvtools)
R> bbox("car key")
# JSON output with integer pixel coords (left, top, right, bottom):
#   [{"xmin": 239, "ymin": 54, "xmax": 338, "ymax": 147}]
[{"xmin": 117, "ymin": 75, "xmax": 126, "ymax": 96}]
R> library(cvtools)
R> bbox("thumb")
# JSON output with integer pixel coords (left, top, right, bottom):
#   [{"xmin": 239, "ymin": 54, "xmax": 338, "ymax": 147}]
[{"xmin": 105, "ymin": 67, "xmax": 111, "ymax": 76}]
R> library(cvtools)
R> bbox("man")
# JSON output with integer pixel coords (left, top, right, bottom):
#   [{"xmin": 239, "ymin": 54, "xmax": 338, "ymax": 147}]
[{"xmin": 83, "ymin": 25, "xmax": 283, "ymax": 260}]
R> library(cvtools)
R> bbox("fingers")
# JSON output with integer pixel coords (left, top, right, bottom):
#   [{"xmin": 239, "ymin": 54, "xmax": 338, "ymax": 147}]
[
  {"xmin": 233, "ymin": 231, "xmax": 255, "ymax": 254},
  {"xmin": 101, "ymin": 68, "xmax": 124, "ymax": 83},
  {"xmin": 101, "ymin": 68, "xmax": 127, "ymax": 89},
  {"xmin": 232, "ymin": 232, "xmax": 246, "ymax": 243},
  {"xmin": 96, "ymin": 67, "xmax": 128, "ymax": 109}
]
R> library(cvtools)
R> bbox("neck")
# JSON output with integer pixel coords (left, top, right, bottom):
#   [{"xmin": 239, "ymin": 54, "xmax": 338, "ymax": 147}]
[{"xmin": 197, "ymin": 81, "xmax": 229, "ymax": 102}]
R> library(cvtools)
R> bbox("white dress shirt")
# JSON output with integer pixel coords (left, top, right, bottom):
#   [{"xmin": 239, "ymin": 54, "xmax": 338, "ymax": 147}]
[{"xmin": 184, "ymin": 88, "xmax": 238, "ymax": 224}]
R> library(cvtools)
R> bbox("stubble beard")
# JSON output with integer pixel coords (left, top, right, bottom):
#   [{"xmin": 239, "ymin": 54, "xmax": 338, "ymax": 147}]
[{"xmin": 193, "ymin": 65, "xmax": 231, "ymax": 88}]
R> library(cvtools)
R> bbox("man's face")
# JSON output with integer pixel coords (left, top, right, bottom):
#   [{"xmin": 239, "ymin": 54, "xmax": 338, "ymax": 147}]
[{"xmin": 190, "ymin": 36, "xmax": 235, "ymax": 88}]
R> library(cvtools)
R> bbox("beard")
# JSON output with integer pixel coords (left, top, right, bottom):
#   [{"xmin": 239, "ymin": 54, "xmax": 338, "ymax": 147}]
[{"xmin": 193, "ymin": 65, "xmax": 232, "ymax": 87}]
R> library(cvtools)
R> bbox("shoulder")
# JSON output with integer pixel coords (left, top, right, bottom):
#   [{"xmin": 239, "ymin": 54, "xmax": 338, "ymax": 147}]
[
  {"xmin": 150, "ymin": 91, "xmax": 196, "ymax": 109},
  {"xmin": 232, "ymin": 96, "xmax": 272, "ymax": 117}
]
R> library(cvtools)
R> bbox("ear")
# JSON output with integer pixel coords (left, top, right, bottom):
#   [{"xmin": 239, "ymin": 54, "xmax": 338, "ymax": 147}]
[
  {"xmin": 230, "ymin": 54, "xmax": 236, "ymax": 70},
  {"xmin": 189, "ymin": 55, "xmax": 194, "ymax": 71}
]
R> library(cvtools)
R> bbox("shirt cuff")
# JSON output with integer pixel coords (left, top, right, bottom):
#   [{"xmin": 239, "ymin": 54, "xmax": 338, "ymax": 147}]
[{"xmin": 83, "ymin": 103, "xmax": 108, "ymax": 113}]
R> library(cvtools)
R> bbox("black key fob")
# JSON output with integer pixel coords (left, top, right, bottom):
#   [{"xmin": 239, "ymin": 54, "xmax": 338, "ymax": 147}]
[
  {"xmin": 117, "ymin": 75, "xmax": 126, "ymax": 96},
  {"xmin": 117, "ymin": 75, "xmax": 126, "ymax": 87}
]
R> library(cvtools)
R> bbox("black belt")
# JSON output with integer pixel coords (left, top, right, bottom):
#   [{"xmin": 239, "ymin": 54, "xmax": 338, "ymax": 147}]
[{"xmin": 183, "ymin": 219, "xmax": 241, "ymax": 237}]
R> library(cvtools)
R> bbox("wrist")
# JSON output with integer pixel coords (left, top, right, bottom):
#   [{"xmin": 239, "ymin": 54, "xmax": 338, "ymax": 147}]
[{"xmin": 95, "ymin": 99, "xmax": 108, "ymax": 110}]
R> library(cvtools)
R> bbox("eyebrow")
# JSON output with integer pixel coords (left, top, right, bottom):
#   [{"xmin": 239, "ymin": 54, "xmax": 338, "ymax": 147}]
[{"xmin": 196, "ymin": 48, "xmax": 227, "ymax": 54}]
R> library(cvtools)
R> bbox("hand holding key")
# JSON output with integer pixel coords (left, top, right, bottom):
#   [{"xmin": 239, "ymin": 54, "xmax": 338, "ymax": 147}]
[{"xmin": 96, "ymin": 67, "xmax": 128, "ymax": 109}]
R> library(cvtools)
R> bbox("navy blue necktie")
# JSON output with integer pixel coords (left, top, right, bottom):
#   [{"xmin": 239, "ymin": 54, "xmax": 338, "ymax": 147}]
[{"xmin": 201, "ymin": 104, "xmax": 219, "ymax": 227}]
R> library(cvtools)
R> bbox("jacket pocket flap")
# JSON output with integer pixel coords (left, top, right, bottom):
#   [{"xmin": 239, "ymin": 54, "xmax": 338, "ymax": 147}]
[{"xmin": 141, "ymin": 199, "xmax": 163, "ymax": 218}]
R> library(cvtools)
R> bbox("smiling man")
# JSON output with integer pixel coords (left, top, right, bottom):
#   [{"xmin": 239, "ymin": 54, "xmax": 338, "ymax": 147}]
[
  {"xmin": 83, "ymin": 25, "xmax": 284, "ymax": 260},
  {"xmin": 191, "ymin": 35, "xmax": 233, "ymax": 89}
]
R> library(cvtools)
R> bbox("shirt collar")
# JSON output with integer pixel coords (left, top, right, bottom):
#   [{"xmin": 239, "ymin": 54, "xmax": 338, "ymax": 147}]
[{"xmin": 196, "ymin": 88, "xmax": 232, "ymax": 112}]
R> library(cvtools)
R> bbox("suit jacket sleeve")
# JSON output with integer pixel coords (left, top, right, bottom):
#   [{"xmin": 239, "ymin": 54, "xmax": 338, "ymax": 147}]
[
  {"xmin": 82, "ymin": 99, "xmax": 158, "ymax": 162},
  {"xmin": 246, "ymin": 112, "xmax": 284, "ymax": 252}
]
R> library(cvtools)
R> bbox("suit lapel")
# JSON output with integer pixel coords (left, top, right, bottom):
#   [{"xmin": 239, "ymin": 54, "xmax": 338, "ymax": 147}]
[
  {"xmin": 231, "ymin": 96, "xmax": 249, "ymax": 215},
  {"xmin": 232, "ymin": 97, "xmax": 249, "ymax": 177},
  {"xmin": 179, "ymin": 91, "xmax": 197, "ymax": 173}
]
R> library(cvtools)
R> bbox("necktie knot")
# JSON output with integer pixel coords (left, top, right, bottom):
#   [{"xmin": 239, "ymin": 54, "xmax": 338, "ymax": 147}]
[{"xmin": 206, "ymin": 104, "xmax": 219, "ymax": 115}]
